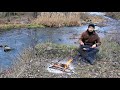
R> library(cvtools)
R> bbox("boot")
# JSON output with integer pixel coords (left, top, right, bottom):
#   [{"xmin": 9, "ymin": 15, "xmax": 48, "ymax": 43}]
[{"xmin": 86, "ymin": 56, "xmax": 95, "ymax": 65}]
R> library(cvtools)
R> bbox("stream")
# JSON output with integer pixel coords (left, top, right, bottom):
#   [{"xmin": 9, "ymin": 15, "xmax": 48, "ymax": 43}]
[{"xmin": 0, "ymin": 12, "xmax": 119, "ymax": 71}]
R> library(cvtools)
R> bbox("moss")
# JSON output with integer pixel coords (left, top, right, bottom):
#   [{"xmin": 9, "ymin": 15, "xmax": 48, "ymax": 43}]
[
  {"xmin": 26, "ymin": 24, "xmax": 45, "ymax": 29},
  {"xmin": 35, "ymin": 42, "xmax": 78, "ymax": 58},
  {"xmin": 0, "ymin": 24, "xmax": 45, "ymax": 31}
]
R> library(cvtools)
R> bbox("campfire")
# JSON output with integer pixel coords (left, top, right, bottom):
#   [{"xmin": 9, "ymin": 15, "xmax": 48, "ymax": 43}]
[
  {"xmin": 64, "ymin": 59, "xmax": 73, "ymax": 69},
  {"xmin": 49, "ymin": 58, "xmax": 73, "ymax": 72}
]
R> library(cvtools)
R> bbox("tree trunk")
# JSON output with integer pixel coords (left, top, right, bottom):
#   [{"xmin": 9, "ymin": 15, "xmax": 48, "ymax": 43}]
[
  {"xmin": 33, "ymin": 12, "xmax": 38, "ymax": 18},
  {"xmin": 6, "ymin": 12, "xmax": 11, "ymax": 22}
]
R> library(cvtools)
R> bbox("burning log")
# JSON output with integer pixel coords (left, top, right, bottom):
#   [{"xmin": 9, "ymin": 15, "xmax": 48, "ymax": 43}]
[
  {"xmin": 64, "ymin": 58, "xmax": 73, "ymax": 69},
  {"xmin": 49, "ymin": 58, "xmax": 73, "ymax": 72}
]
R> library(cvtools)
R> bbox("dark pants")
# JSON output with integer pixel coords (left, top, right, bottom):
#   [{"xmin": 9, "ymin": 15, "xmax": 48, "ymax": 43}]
[{"xmin": 78, "ymin": 45, "xmax": 99, "ymax": 64}]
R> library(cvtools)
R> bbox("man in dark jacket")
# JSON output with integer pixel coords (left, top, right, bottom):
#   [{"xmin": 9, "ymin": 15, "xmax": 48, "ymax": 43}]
[{"xmin": 78, "ymin": 24, "xmax": 101, "ymax": 65}]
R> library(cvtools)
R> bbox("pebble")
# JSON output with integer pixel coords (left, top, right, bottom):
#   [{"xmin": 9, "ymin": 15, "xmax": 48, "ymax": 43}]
[
  {"xmin": 46, "ymin": 46, "xmax": 52, "ymax": 50},
  {"xmin": 117, "ymin": 73, "xmax": 120, "ymax": 76}
]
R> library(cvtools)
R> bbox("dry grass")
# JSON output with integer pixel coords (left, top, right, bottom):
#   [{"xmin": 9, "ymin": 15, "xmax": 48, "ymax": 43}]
[
  {"xmin": 0, "ymin": 48, "xmax": 33, "ymax": 78},
  {"xmin": 33, "ymin": 12, "xmax": 81, "ymax": 27},
  {"xmin": 33, "ymin": 12, "xmax": 105, "ymax": 27},
  {"xmin": 110, "ymin": 30, "xmax": 120, "ymax": 44},
  {"xmin": 0, "ymin": 12, "xmax": 105, "ymax": 29},
  {"xmin": 80, "ymin": 13, "xmax": 105, "ymax": 24},
  {"xmin": 106, "ymin": 12, "xmax": 120, "ymax": 20}
]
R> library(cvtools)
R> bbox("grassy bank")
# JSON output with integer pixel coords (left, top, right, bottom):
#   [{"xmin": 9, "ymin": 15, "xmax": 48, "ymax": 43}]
[
  {"xmin": 0, "ymin": 12, "xmax": 105, "ymax": 30},
  {"xmin": 106, "ymin": 12, "xmax": 120, "ymax": 20},
  {"xmin": 0, "ymin": 24, "xmax": 45, "ymax": 31},
  {"xmin": 0, "ymin": 35, "xmax": 120, "ymax": 78},
  {"xmin": 35, "ymin": 42, "xmax": 78, "ymax": 59}
]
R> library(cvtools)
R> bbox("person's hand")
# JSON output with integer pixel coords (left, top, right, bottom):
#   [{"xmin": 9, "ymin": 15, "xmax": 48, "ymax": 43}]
[
  {"xmin": 91, "ymin": 44, "xmax": 96, "ymax": 48},
  {"xmin": 80, "ymin": 41, "xmax": 84, "ymax": 46}
]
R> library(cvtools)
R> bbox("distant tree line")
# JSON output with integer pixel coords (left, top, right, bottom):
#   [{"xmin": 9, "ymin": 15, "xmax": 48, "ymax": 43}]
[{"xmin": 0, "ymin": 12, "xmax": 81, "ymax": 22}]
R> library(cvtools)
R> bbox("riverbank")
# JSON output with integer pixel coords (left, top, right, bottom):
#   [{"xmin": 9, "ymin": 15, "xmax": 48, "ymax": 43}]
[
  {"xmin": 0, "ymin": 24, "xmax": 45, "ymax": 31},
  {"xmin": 0, "ymin": 12, "xmax": 105, "ymax": 31},
  {"xmin": 106, "ymin": 12, "xmax": 120, "ymax": 20},
  {"xmin": 0, "ymin": 34, "xmax": 120, "ymax": 78}
]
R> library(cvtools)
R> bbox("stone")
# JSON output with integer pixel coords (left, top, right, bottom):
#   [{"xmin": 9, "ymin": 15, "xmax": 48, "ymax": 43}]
[
  {"xmin": 4, "ymin": 46, "xmax": 12, "ymax": 52},
  {"xmin": 46, "ymin": 46, "xmax": 52, "ymax": 51},
  {"xmin": 117, "ymin": 73, "xmax": 120, "ymax": 76},
  {"xmin": 58, "ymin": 38, "xmax": 62, "ymax": 41},
  {"xmin": 0, "ymin": 45, "xmax": 3, "ymax": 47}
]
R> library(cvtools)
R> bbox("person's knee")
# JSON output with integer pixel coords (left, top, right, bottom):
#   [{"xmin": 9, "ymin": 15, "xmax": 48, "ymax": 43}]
[
  {"xmin": 93, "ymin": 48, "xmax": 99, "ymax": 53},
  {"xmin": 95, "ymin": 48, "xmax": 99, "ymax": 52},
  {"xmin": 77, "ymin": 46, "xmax": 82, "ymax": 54},
  {"xmin": 80, "ymin": 45, "xmax": 83, "ymax": 47}
]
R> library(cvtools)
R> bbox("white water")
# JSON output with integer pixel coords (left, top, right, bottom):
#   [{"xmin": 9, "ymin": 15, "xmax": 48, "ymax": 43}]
[{"xmin": 87, "ymin": 12, "xmax": 106, "ymax": 16}]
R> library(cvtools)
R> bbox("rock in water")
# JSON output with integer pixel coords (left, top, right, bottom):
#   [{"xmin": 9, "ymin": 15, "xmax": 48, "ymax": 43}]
[
  {"xmin": 0, "ymin": 45, "xmax": 3, "ymax": 47},
  {"xmin": 58, "ymin": 38, "xmax": 62, "ymax": 41},
  {"xmin": 4, "ymin": 46, "xmax": 12, "ymax": 52}
]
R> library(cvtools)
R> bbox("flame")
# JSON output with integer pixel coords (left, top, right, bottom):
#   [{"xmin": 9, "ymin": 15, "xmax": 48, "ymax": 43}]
[{"xmin": 64, "ymin": 58, "xmax": 73, "ymax": 69}]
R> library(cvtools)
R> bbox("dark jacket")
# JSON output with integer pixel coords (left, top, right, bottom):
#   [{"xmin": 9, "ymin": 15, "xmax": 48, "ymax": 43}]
[{"xmin": 79, "ymin": 29, "xmax": 101, "ymax": 46}]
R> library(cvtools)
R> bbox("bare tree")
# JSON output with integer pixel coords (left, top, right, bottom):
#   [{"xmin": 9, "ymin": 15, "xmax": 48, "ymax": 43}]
[
  {"xmin": 1, "ymin": 12, "xmax": 6, "ymax": 17},
  {"xmin": 6, "ymin": 12, "xmax": 11, "ymax": 22},
  {"xmin": 63, "ymin": 12, "xmax": 69, "ymax": 16},
  {"xmin": 49, "ymin": 12, "xmax": 53, "ymax": 18},
  {"xmin": 33, "ymin": 12, "xmax": 38, "ymax": 18}
]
